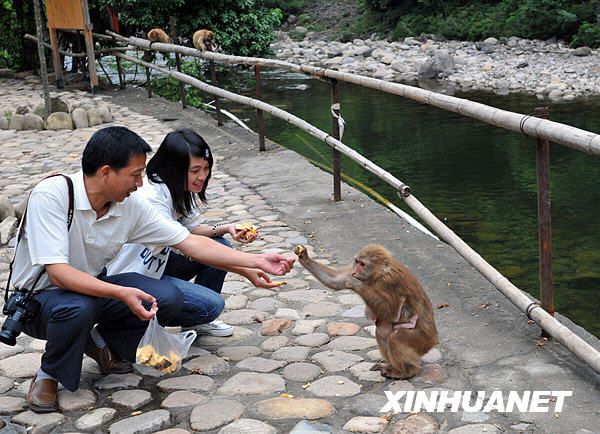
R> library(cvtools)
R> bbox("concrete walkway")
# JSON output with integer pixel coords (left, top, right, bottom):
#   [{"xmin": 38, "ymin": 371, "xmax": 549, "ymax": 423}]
[{"xmin": 0, "ymin": 78, "xmax": 599, "ymax": 434}]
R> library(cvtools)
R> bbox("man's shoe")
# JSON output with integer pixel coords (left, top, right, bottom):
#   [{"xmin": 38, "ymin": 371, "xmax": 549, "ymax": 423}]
[
  {"xmin": 27, "ymin": 375, "xmax": 58, "ymax": 413},
  {"xmin": 195, "ymin": 320, "xmax": 234, "ymax": 337},
  {"xmin": 84, "ymin": 337, "xmax": 133, "ymax": 374}
]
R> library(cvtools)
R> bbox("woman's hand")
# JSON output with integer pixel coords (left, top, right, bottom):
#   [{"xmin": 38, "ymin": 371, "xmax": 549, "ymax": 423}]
[
  {"xmin": 227, "ymin": 223, "xmax": 258, "ymax": 244},
  {"xmin": 244, "ymin": 268, "xmax": 287, "ymax": 289}
]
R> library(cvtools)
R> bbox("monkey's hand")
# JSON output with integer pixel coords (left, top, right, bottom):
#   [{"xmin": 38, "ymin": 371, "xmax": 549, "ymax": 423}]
[{"xmin": 294, "ymin": 245, "xmax": 309, "ymax": 264}]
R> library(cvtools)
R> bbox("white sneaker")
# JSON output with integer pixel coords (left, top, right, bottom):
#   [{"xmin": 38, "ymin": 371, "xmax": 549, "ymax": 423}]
[{"xmin": 195, "ymin": 320, "xmax": 234, "ymax": 337}]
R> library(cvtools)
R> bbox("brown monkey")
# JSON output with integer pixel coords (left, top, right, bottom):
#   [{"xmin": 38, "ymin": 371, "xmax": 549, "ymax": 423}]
[
  {"xmin": 295, "ymin": 244, "xmax": 438, "ymax": 379},
  {"xmin": 147, "ymin": 28, "xmax": 169, "ymax": 44},
  {"xmin": 193, "ymin": 29, "xmax": 214, "ymax": 52}
]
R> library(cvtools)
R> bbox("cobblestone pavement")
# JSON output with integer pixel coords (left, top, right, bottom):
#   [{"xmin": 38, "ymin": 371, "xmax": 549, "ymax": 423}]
[{"xmin": 1, "ymin": 78, "xmax": 599, "ymax": 434}]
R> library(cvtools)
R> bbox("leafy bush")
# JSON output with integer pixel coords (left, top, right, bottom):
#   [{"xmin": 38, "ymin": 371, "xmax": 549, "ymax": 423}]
[
  {"xmin": 571, "ymin": 22, "xmax": 600, "ymax": 47},
  {"xmin": 95, "ymin": 0, "xmax": 282, "ymax": 57}
]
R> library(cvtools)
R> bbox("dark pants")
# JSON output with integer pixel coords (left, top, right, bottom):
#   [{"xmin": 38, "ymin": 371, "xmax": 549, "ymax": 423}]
[
  {"xmin": 163, "ymin": 237, "xmax": 231, "ymax": 294},
  {"xmin": 23, "ymin": 272, "xmax": 184, "ymax": 391},
  {"xmin": 162, "ymin": 237, "xmax": 230, "ymax": 328}
]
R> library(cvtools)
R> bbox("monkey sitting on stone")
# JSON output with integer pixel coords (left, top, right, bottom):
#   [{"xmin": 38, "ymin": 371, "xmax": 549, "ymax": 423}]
[
  {"xmin": 193, "ymin": 29, "xmax": 214, "ymax": 52},
  {"xmin": 294, "ymin": 244, "xmax": 438, "ymax": 379},
  {"xmin": 147, "ymin": 28, "xmax": 169, "ymax": 44}
]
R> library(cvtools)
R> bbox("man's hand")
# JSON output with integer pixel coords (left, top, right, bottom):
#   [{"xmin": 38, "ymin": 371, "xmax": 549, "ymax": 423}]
[
  {"xmin": 120, "ymin": 287, "xmax": 158, "ymax": 321},
  {"xmin": 257, "ymin": 253, "xmax": 295, "ymax": 276}
]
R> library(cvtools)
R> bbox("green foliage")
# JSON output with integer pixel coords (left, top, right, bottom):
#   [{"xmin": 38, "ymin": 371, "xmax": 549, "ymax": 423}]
[
  {"xmin": 571, "ymin": 22, "xmax": 600, "ymax": 47},
  {"xmin": 96, "ymin": 0, "xmax": 282, "ymax": 57},
  {"xmin": 0, "ymin": 0, "xmax": 33, "ymax": 70},
  {"xmin": 365, "ymin": 0, "xmax": 600, "ymax": 47},
  {"xmin": 260, "ymin": 0, "xmax": 307, "ymax": 15},
  {"xmin": 150, "ymin": 60, "xmax": 210, "ymax": 109}
]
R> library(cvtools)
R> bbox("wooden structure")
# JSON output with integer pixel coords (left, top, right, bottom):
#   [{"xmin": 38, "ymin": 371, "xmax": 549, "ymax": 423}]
[{"xmin": 46, "ymin": 0, "xmax": 98, "ymax": 91}]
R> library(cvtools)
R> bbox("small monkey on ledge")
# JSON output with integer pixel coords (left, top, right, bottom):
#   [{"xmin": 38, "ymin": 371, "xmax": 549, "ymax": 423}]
[
  {"xmin": 193, "ymin": 29, "xmax": 214, "ymax": 52},
  {"xmin": 294, "ymin": 244, "xmax": 438, "ymax": 379},
  {"xmin": 147, "ymin": 28, "xmax": 170, "ymax": 44}
]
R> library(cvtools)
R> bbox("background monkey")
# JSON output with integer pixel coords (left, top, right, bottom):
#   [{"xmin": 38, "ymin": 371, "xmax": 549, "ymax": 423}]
[
  {"xmin": 295, "ymin": 244, "xmax": 438, "ymax": 379},
  {"xmin": 193, "ymin": 29, "xmax": 214, "ymax": 52},
  {"xmin": 147, "ymin": 28, "xmax": 169, "ymax": 44}
]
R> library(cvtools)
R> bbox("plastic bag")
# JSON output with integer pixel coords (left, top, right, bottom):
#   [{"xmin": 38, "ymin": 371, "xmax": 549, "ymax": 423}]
[{"xmin": 136, "ymin": 316, "xmax": 196, "ymax": 374}]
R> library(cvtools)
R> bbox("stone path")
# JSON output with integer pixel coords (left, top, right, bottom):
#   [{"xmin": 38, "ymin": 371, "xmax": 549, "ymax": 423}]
[{"xmin": 1, "ymin": 77, "xmax": 599, "ymax": 433}]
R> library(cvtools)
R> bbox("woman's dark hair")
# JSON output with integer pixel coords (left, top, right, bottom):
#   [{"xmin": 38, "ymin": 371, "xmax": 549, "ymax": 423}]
[{"xmin": 146, "ymin": 128, "xmax": 213, "ymax": 217}]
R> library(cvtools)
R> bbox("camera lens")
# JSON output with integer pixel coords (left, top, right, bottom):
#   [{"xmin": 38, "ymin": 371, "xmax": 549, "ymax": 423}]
[{"xmin": 0, "ymin": 317, "xmax": 21, "ymax": 346}]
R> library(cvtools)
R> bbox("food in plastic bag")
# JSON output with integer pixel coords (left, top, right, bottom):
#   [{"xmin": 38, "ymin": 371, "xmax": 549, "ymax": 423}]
[{"xmin": 136, "ymin": 316, "xmax": 196, "ymax": 374}]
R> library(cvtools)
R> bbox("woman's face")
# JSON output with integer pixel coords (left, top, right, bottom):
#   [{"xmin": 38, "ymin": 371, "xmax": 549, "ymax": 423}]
[{"xmin": 187, "ymin": 155, "xmax": 210, "ymax": 193}]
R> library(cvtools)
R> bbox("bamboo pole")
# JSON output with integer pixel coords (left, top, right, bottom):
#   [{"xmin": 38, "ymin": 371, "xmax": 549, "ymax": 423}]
[
  {"xmin": 32, "ymin": 0, "xmax": 50, "ymax": 118},
  {"xmin": 25, "ymin": 34, "xmax": 128, "ymax": 57},
  {"xmin": 112, "ymin": 51, "xmax": 600, "ymax": 375},
  {"xmin": 254, "ymin": 65, "xmax": 265, "ymax": 151},
  {"xmin": 107, "ymin": 31, "xmax": 600, "ymax": 157}
]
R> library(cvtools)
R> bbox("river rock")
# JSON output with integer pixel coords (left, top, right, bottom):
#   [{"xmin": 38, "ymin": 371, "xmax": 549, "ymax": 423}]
[
  {"xmin": 0, "ymin": 115, "xmax": 8, "ymax": 129},
  {"xmin": 217, "ymin": 346, "xmax": 262, "ymax": 361},
  {"xmin": 15, "ymin": 105, "xmax": 28, "ymax": 115},
  {"xmin": 390, "ymin": 413, "xmax": 440, "ymax": 433},
  {"xmin": 45, "ymin": 112, "xmax": 73, "ymax": 130},
  {"xmin": 160, "ymin": 390, "xmax": 208, "ymax": 408},
  {"xmin": 75, "ymin": 407, "xmax": 117, "ymax": 431},
  {"xmin": 254, "ymin": 397, "xmax": 336, "ymax": 419},
  {"xmin": 0, "ymin": 396, "xmax": 27, "ymax": 414},
  {"xmin": 189, "ymin": 399, "xmax": 245, "ymax": 431},
  {"xmin": 0, "ymin": 352, "xmax": 42, "ymax": 378},
  {"xmin": 217, "ymin": 372, "xmax": 285, "ymax": 396},
  {"xmin": 108, "ymin": 409, "xmax": 170, "ymax": 434},
  {"xmin": 343, "ymin": 416, "xmax": 389, "ymax": 433},
  {"xmin": 260, "ymin": 335, "xmax": 292, "ymax": 351},
  {"xmin": 8, "ymin": 113, "xmax": 25, "ymax": 130},
  {"xmin": 419, "ymin": 51, "xmax": 456, "ymax": 79},
  {"xmin": 58, "ymin": 388, "xmax": 97, "ymax": 411},
  {"xmin": 87, "ymin": 108, "xmax": 105, "ymax": 126},
  {"xmin": 157, "ymin": 374, "xmax": 214, "ymax": 392},
  {"xmin": 281, "ymin": 362, "xmax": 322, "ymax": 382},
  {"xmin": 219, "ymin": 419, "xmax": 277, "ymax": 434},
  {"xmin": 11, "ymin": 411, "xmax": 67, "ymax": 434},
  {"xmin": 33, "ymin": 97, "xmax": 69, "ymax": 119},
  {"xmin": 572, "ymin": 46, "xmax": 592, "ymax": 57},
  {"xmin": 308, "ymin": 375, "xmax": 362, "ymax": 397},
  {"xmin": 235, "ymin": 356, "xmax": 287, "ymax": 372},
  {"xmin": 312, "ymin": 350, "xmax": 363, "ymax": 371},
  {"xmin": 71, "ymin": 107, "xmax": 89, "ymax": 129},
  {"xmin": 183, "ymin": 354, "xmax": 230, "ymax": 375},
  {"xmin": 0, "ymin": 194, "xmax": 15, "ymax": 221},
  {"xmin": 97, "ymin": 105, "xmax": 113, "ymax": 122},
  {"xmin": 110, "ymin": 389, "xmax": 152, "ymax": 409},
  {"xmin": 23, "ymin": 113, "xmax": 44, "ymax": 130}
]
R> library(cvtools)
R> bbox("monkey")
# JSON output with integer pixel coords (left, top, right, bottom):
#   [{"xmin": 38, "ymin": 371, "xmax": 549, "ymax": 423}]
[
  {"xmin": 193, "ymin": 29, "xmax": 214, "ymax": 52},
  {"xmin": 294, "ymin": 244, "xmax": 438, "ymax": 379},
  {"xmin": 147, "ymin": 28, "xmax": 169, "ymax": 44}
]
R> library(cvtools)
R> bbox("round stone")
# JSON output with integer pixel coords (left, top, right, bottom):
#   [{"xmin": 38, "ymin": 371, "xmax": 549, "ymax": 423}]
[
  {"xmin": 189, "ymin": 399, "xmax": 245, "ymax": 431},
  {"xmin": 110, "ymin": 389, "xmax": 152, "ymax": 410},
  {"xmin": 271, "ymin": 346, "xmax": 311, "ymax": 362},
  {"xmin": 236, "ymin": 357, "xmax": 287, "ymax": 373},
  {"xmin": 0, "ymin": 396, "xmax": 27, "ymax": 414},
  {"xmin": 219, "ymin": 419, "xmax": 277, "ymax": 434},
  {"xmin": 58, "ymin": 388, "xmax": 97, "ymax": 411},
  {"xmin": 75, "ymin": 407, "xmax": 117, "ymax": 431},
  {"xmin": 327, "ymin": 322, "xmax": 361, "ymax": 336},
  {"xmin": 282, "ymin": 362, "xmax": 322, "ymax": 382},
  {"xmin": 308, "ymin": 375, "xmax": 362, "ymax": 397},
  {"xmin": 328, "ymin": 336, "xmax": 377, "ymax": 351},
  {"xmin": 261, "ymin": 336, "xmax": 292, "ymax": 352},
  {"xmin": 161, "ymin": 390, "xmax": 208, "ymax": 408},
  {"xmin": 157, "ymin": 374, "xmax": 214, "ymax": 392},
  {"xmin": 294, "ymin": 333, "xmax": 330, "ymax": 347},
  {"xmin": 217, "ymin": 346, "xmax": 262, "ymax": 361},
  {"xmin": 254, "ymin": 397, "xmax": 336, "ymax": 419},
  {"xmin": 343, "ymin": 416, "xmax": 389, "ymax": 433},
  {"xmin": 303, "ymin": 301, "xmax": 341, "ymax": 317},
  {"xmin": 390, "ymin": 413, "xmax": 440, "ymax": 434}
]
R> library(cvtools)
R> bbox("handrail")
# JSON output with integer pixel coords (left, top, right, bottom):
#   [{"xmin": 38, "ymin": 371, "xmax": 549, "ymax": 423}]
[
  {"xmin": 107, "ymin": 31, "xmax": 600, "ymax": 157},
  {"xmin": 111, "ymin": 49, "xmax": 600, "ymax": 375}
]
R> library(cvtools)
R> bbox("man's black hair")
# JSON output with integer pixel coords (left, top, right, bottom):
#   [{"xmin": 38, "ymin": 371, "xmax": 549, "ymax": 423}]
[{"xmin": 82, "ymin": 126, "xmax": 152, "ymax": 175}]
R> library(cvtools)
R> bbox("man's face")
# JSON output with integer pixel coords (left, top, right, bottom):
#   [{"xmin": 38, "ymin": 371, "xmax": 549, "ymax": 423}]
[{"xmin": 105, "ymin": 154, "xmax": 146, "ymax": 202}]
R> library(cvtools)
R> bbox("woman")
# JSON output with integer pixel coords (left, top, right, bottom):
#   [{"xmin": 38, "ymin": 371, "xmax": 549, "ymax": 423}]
[{"xmin": 107, "ymin": 128, "xmax": 277, "ymax": 336}]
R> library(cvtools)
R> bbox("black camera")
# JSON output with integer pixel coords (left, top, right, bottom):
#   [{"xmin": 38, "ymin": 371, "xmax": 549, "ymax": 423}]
[{"xmin": 0, "ymin": 290, "xmax": 40, "ymax": 346}]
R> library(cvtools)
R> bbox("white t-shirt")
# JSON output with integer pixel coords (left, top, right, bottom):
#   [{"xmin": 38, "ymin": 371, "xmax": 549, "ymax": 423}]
[
  {"xmin": 9, "ymin": 171, "xmax": 190, "ymax": 291},
  {"xmin": 105, "ymin": 178, "xmax": 200, "ymax": 279}
]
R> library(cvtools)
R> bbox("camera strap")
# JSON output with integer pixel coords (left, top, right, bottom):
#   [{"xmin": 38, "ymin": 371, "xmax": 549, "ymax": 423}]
[{"xmin": 3, "ymin": 174, "xmax": 74, "ymax": 304}]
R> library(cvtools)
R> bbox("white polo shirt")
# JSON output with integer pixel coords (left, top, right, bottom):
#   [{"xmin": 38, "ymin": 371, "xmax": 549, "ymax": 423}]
[
  {"xmin": 105, "ymin": 178, "xmax": 200, "ymax": 279},
  {"xmin": 9, "ymin": 171, "xmax": 189, "ymax": 292}
]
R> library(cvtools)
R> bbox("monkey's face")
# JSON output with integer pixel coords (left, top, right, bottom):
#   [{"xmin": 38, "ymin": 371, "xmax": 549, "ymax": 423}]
[{"xmin": 352, "ymin": 256, "xmax": 370, "ymax": 280}]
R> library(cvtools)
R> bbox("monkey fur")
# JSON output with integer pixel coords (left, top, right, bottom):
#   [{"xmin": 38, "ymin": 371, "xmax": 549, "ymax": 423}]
[
  {"xmin": 295, "ymin": 244, "xmax": 438, "ymax": 379},
  {"xmin": 147, "ymin": 28, "xmax": 169, "ymax": 44},
  {"xmin": 193, "ymin": 29, "xmax": 214, "ymax": 52}
]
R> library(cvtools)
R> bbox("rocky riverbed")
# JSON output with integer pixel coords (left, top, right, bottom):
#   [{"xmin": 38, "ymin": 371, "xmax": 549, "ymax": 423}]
[{"xmin": 273, "ymin": 31, "xmax": 600, "ymax": 100}]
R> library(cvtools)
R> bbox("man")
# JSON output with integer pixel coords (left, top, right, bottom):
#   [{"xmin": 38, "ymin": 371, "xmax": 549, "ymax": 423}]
[{"xmin": 9, "ymin": 126, "xmax": 294, "ymax": 413}]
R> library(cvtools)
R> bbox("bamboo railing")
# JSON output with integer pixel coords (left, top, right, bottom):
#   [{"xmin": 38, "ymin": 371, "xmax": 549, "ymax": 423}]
[
  {"xmin": 108, "ymin": 32, "xmax": 600, "ymax": 156},
  {"xmin": 104, "ymin": 33, "xmax": 600, "ymax": 375}
]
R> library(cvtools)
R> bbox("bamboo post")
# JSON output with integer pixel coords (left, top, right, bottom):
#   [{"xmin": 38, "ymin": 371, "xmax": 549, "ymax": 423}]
[
  {"xmin": 145, "ymin": 64, "xmax": 153, "ymax": 98},
  {"xmin": 255, "ymin": 65, "xmax": 265, "ymax": 151},
  {"xmin": 533, "ymin": 107, "xmax": 554, "ymax": 333},
  {"xmin": 116, "ymin": 56, "xmax": 125, "ymax": 89},
  {"xmin": 81, "ymin": 0, "xmax": 98, "ymax": 93},
  {"xmin": 330, "ymin": 79, "xmax": 342, "ymax": 201},
  {"xmin": 32, "ymin": 0, "xmax": 51, "ymax": 117},
  {"xmin": 169, "ymin": 16, "xmax": 186, "ymax": 109},
  {"xmin": 209, "ymin": 60, "xmax": 223, "ymax": 126},
  {"xmin": 48, "ymin": 27, "xmax": 64, "ymax": 89}
]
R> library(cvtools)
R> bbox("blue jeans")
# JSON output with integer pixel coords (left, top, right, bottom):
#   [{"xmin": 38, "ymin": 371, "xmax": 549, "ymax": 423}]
[{"xmin": 162, "ymin": 237, "xmax": 230, "ymax": 327}]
